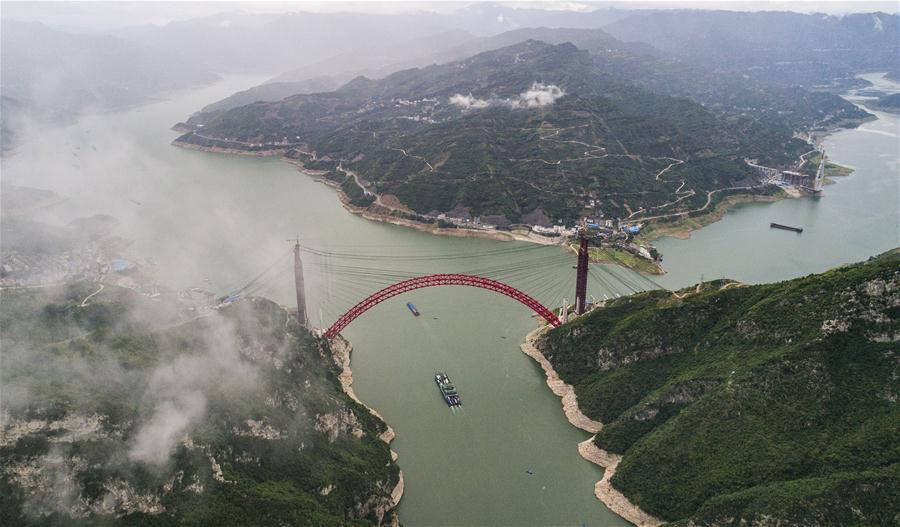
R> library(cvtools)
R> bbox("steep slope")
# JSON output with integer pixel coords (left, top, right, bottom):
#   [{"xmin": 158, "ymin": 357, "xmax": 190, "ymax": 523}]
[
  {"xmin": 538, "ymin": 250, "xmax": 899, "ymax": 524},
  {"xmin": 177, "ymin": 39, "xmax": 844, "ymax": 224},
  {"xmin": 0, "ymin": 20, "xmax": 218, "ymax": 150},
  {"xmin": 1, "ymin": 285, "xmax": 400, "ymax": 526},
  {"xmin": 604, "ymin": 10, "xmax": 900, "ymax": 89},
  {"xmin": 864, "ymin": 92, "xmax": 900, "ymax": 114}
]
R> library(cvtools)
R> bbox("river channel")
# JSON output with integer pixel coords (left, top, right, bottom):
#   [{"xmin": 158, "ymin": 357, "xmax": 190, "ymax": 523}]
[{"xmin": 3, "ymin": 73, "xmax": 897, "ymax": 525}]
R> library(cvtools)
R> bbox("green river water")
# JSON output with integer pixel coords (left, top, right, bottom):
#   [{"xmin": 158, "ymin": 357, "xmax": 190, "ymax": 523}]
[{"xmin": 3, "ymin": 72, "xmax": 897, "ymax": 526}]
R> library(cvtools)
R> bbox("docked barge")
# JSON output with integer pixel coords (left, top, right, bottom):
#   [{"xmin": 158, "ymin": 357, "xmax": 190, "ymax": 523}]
[{"xmin": 770, "ymin": 222, "xmax": 803, "ymax": 233}]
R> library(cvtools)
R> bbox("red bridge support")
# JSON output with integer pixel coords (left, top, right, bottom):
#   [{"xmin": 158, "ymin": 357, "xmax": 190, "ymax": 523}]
[
  {"xmin": 324, "ymin": 274, "xmax": 562, "ymax": 339},
  {"xmin": 575, "ymin": 232, "xmax": 589, "ymax": 314}
]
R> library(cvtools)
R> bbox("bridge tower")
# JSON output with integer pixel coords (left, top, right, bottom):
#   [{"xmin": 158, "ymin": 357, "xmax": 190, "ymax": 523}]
[
  {"xmin": 575, "ymin": 230, "xmax": 589, "ymax": 315},
  {"xmin": 293, "ymin": 238, "xmax": 309, "ymax": 328}
]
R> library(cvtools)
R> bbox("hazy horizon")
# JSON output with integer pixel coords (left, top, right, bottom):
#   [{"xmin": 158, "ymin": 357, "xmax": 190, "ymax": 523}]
[{"xmin": 4, "ymin": 0, "xmax": 898, "ymax": 32}]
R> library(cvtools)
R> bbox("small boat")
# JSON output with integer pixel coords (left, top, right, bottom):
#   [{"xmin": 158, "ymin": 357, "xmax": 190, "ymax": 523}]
[
  {"xmin": 770, "ymin": 222, "xmax": 803, "ymax": 233},
  {"xmin": 406, "ymin": 302, "xmax": 420, "ymax": 316},
  {"xmin": 434, "ymin": 372, "xmax": 461, "ymax": 407}
]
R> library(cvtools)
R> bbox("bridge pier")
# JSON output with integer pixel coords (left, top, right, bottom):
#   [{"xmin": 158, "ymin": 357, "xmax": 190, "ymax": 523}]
[
  {"xmin": 575, "ymin": 231, "xmax": 589, "ymax": 314},
  {"xmin": 293, "ymin": 239, "xmax": 309, "ymax": 328}
]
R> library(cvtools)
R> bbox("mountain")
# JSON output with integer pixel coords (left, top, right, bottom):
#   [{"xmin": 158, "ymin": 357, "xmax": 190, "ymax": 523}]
[
  {"xmin": 199, "ymin": 77, "xmax": 346, "ymax": 114},
  {"xmin": 537, "ymin": 250, "xmax": 899, "ymax": 524},
  {"xmin": 121, "ymin": 10, "xmax": 458, "ymax": 76},
  {"xmin": 200, "ymin": 24, "xmax": 870, "ymax": 130},
  {"xmin": 120, "ymin": 3, "xmax": 633, "ymax": 76},
  {"xmin": 175, "ymin": 38, "xmax": 866, "ymax": 225},
  {"xmin": 0, "ymin": 20, "xmax": 218, "ymax": 149},
  {"xmin": 603, "ymin": 10, "xmax": 900, "ymax": 89},
  {"xmin": 268, "ymin": 29, "xmax": 476, "ymax": 85},
  {"xmin": 1, "ymin": 283, "xmax": 400, "ymax": 525},
  {"xmin": 199, "ymin": 30, "xmax": 478, "ymax": 114},
  {"xmin": 864, "ymin": 92, "xmax": 900, "ymax": 113}
]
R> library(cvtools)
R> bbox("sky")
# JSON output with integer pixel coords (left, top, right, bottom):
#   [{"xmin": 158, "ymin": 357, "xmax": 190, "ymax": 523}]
[{"xmin": 3, "ymin": 0, "xmax": 898, "ymax": 31}]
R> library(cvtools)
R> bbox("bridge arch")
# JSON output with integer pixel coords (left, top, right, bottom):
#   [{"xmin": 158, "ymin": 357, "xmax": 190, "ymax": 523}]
[{"xmin": 324, "ymin": 273, "xmax": 561, "ymax": 339}]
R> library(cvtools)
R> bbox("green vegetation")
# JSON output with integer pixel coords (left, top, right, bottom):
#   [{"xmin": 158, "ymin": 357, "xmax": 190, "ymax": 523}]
[
  {"xmin": 538, "ymin": 250, "xmax": 900, "ymax": 524},
  {"xmin": 634, "ymin": 188, "xmax": 785, "ymax": 244},
  {"xmin": 586, "ymin": 246, "xmax": 662, "ymax": 275},
  {"xmin": 603, "ymin": 11, "xmax": 899, "ymax": 91},
  {"xmin": 341, "ymin": 176, "xmax": 376, "ymax": 207},
  {"xmin": 1, "ymin": 284, "xmax": 399, "ymax": 526},
  {"xmin": 800, "ymin": 152, "xmax": 856, "ymax": 181},
  {"xmin": 178, "ymin": 36, "xmax": 868, "ymax": 225},
  {"xmin": 864, "ymin": 93, "xmax": 900, "ymax": 114}
]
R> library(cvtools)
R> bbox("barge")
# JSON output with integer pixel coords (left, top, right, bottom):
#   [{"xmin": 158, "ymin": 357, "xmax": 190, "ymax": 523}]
[
  {"xmin": 434, "ymin": 372, "xmax": 461, "ymax": 407},
  {"xmin": 770, "ymin": 222, "xmax": 803, "ymax": 233}
]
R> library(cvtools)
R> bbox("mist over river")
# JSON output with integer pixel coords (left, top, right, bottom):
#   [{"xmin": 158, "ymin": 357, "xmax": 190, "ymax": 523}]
[{"xmin": 3, "ymin": 73, "xmax": 897, "ymax": 525}]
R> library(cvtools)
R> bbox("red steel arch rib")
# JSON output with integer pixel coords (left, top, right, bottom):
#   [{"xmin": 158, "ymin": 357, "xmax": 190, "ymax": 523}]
[{"xmin": 324, "ymin": 273, "xmax": 561, "ymax": 339}]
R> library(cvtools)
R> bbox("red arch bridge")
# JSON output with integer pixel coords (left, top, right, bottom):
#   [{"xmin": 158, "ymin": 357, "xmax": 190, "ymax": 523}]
[{"xmin": 323, "ymin": 274, "xmax": 562, "ymax": 339}]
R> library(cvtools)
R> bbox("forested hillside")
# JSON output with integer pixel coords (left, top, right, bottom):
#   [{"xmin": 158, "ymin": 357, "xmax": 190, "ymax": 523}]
[
  {"xmin": 1, "ymin": 285, "xmax": 400, "ymax": 526},
  {"xmin": 538, "ymin": 250, "xmax": 899, "ymax": 524},
  {"xmin": 176, "ymin": 38, "xmax": 866, "ymax": 225},
  {"xmin": 603, "ymin": 10, "xmax": 900, "ymax": 89}
]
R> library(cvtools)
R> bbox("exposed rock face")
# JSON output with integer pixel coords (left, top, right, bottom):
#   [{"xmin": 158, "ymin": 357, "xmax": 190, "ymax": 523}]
[
  {"xmin": 2, "ymin": 288, "xmax": 400, "ymax": 525},
  {"xmin": 536, "ymin": 251, "xmax": 900, "ymax": 525},
  {"xmin": 519, "ymin": 326, "xmax": 661, "ymax": 526},
  {"xmin": 328, "ymin": 335, "xmax": 404, "ymax": 523},
  {"xmin": 314, "ymin": 409, "xmax": 365, "ymax": 442},
  {"xmin": 232, "ymin": 418, "xmax": 284, "ymax": 440}
]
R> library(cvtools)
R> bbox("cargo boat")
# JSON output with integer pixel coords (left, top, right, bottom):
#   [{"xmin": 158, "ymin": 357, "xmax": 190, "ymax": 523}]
[
  {"xmin": 407, "ymin": 302, "xmax": 420, "ymax": 316},
  {"xmin": 770, "ymin": 222, "xmax": 803, "ymax": 233},
  {"xmin": 434, "ymin": 372, "xmax": 461, "ymax": 406}
]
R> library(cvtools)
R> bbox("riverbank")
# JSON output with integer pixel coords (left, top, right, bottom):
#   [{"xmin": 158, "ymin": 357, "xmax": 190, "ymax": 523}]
[
  {"xmin": 520, "ymin": 326, "xmax": 661, "ymax": 526},
  {"xmin": 171, "ymin": 137, "xmax": 852, "ymax": 276},
  {"xmin": 330, "ymin": 336, "xmax": 404, "ymax": 524},
  {"xmin": 172, "ymin": 138, "xmax": 288, "ymax": 157},
  {"xmin": 314, "ymin": 170, "xmax": 570, "ymax": 246},
  {"xmin": 636, "ymin": 192, "xmax": 788, "ymax": 243},
  {"xmin": 587, "ymin": 246, "xmax": 664, "ymax": 275},
  {"xmin": 173, "ymin": 139, "xmax": 568, "ymax": 245}
]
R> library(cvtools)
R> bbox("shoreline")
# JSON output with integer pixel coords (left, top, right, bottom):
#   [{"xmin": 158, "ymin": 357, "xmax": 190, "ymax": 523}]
[
  {"xmin": 520, "ymin": 326, "xmax": 662, "ymax": 527},
  {"xmin": 327, "ymin": 179, "xmax": 564, "ymax": 245},
  {"xmin": 172, "ymin": 139, "xmax": 845, "ymax": 273},
  {"xmin": 330, "ymin": 336, "xmax": 404, "ymax": 523},
  {"xmin": 636, "ymin": 192, "xmax": 787, "ymax": 244},
  {"xmin": 174, "ymin": 138, "xmax": 566, "ymax": 246}
]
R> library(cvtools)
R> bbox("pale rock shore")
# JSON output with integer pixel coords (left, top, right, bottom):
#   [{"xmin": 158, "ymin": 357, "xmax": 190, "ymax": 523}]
[
  {"xmin": 520, "ymin": 326, "xmax": 662, "ymax": 527},
  {"xmin": 299, "ymin": 167, "xmax": 566, "ymax": 246},
  {"xmin": 578, "ymin": 439, "xmax": 662, "ymax": 527},
  {"xmin": 330, "ymin": 336, "xmax": 404, "ymax": 517},
  {"xmin": 520, "ymin": 326, "xmax": 602, "ymax": 434}
]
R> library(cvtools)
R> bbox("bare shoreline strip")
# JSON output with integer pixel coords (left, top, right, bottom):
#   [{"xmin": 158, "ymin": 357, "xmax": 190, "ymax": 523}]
[
  {"xmin": 521, "ymin": 327, "xmax": 662, "ymax": 527},
  {"xmin": 172, "ymin": 139, "xmax": 797, "ymax": 251},
  {"xmin": 330, "ymin": 336, "xmax": 404, "ymax": 512},
  {"xmin": 520, "ymin": 326, "xmax": 603, "ymax": 434}
]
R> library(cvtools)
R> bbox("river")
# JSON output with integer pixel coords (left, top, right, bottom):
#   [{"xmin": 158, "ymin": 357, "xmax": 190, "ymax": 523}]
[
  {"xmin": 2, "ymin": 73, "xmax": 897, "ymax": 525},
  {"xmin": 653, "ymin": 72, "xmax": 899, "ymax": 288}
]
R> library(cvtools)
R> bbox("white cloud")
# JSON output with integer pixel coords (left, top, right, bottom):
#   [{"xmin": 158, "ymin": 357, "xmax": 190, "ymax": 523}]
[
  {"xmin": 513, "ymin": 82, "xmax": 565, "ymax": 108},
  {"xmin": 448, "ymin": 93, "xmax": 492, "ymax": 110},
  {"xmin": 129, "ymin": 391, "xmax": 207, "ymax": 465},
  {"xmin": 448, "ymin": 82, "xmax": 565, "ymax": 111}
]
